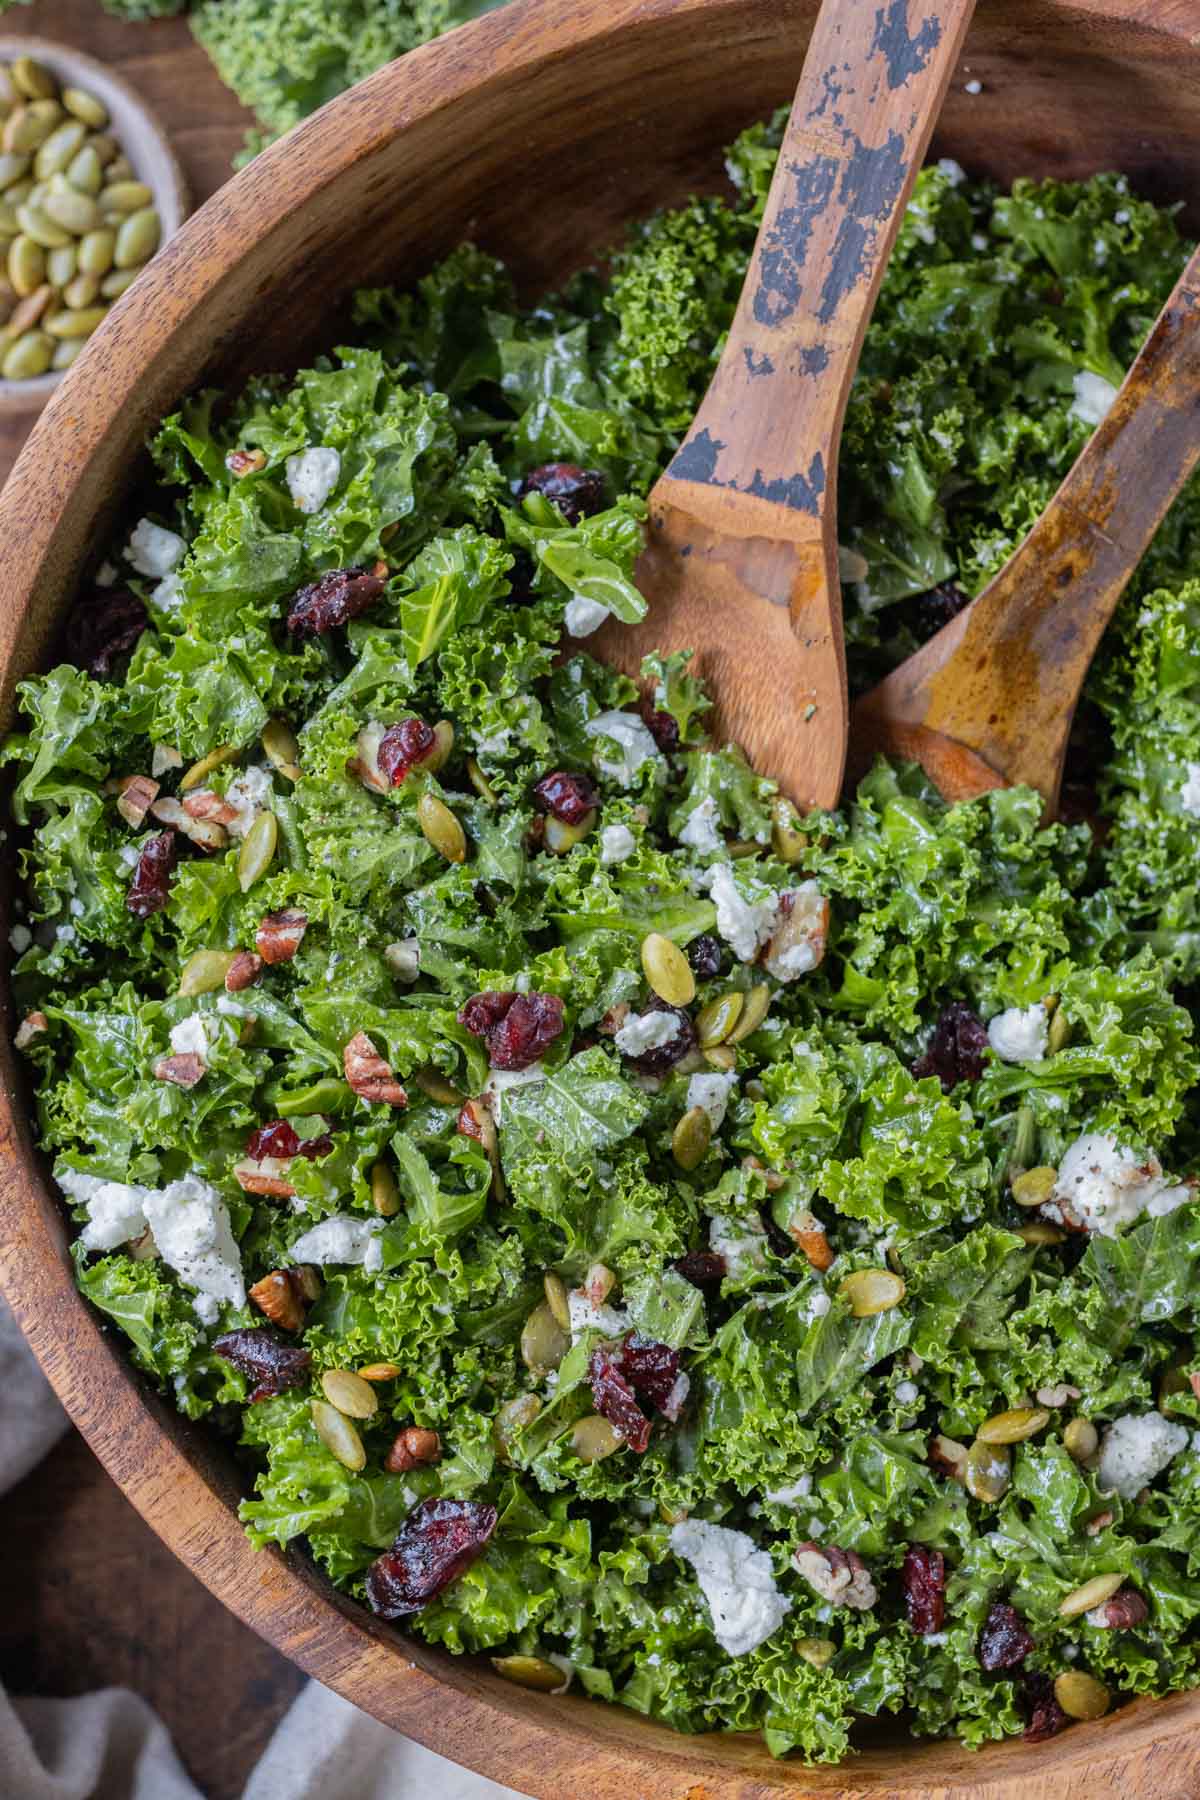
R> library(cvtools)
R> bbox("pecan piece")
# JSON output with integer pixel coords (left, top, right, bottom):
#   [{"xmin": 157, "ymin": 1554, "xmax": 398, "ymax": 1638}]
[
  {"xmin": 1084, "ymin": 1509, "xmax": 1115, "ymax": 1537},
  {"xmin": 224, "ymin": 950, "xmax": 264, "ymax": 992},
  {"xmin": 384, "ymin": 1427, "xmax": 442, "ymax": 1473},
  {"xmin": 115, "ymin": 774, "xmax": 160, "ymax": 829},
  {"xmin": 14, "ymin": 1010, "xmax": 48, "ymax": 1050},
  {"xmin": 248, "ymin": 1267, "xmax": 316, "ymax": 1333},
  {"xmin": 226, "ymin": 448, "xmax": 267, "ymax": 477},
  {"xmin": 788, "ymin": 1208, "xmax": 834, "ymax": 1271},
  {"xmin": 1086, "ymin": 1587, "xmax": 1148, "ymax": 1630},
  {"xmin": 762, "ymin": 886, "xmax": 829, "ymax": 982},
  {"xmin": 150, "ymin": 796, "xmax": 228, "ymax": 853},
  {"xmin": 153, "ymin": 1053, "xmax": 205, "ymax": 1089},
  {"xmin": 182, "ymin": 789, "xmax": 240, "ymax": 826},
  {"xmin": 233, "ymin": 1157, "xmax": 296, "ymax": 1199},
  {"xmin": 344, "ymin": 1031, "xmax": 407, "ymax": 1106},
  {"xmin": 256, "ymin": 908, "xmax": 307, "ymax": 965},
  {"xmin": 793, "ymin": 1542, "xmax": 878, "ymax": 1611}
]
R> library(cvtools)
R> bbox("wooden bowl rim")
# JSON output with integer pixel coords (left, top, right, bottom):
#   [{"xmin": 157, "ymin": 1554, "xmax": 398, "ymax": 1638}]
[{"xmin": 3, "ymin": 0, "xmax": 1200, "ymax": 1792}]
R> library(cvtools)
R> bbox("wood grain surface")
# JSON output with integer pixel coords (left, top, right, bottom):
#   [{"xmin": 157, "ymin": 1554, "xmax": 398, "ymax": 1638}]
[{"xmin": 4, "ymin": 3, "xmax": 1200, "ymax": 1797}]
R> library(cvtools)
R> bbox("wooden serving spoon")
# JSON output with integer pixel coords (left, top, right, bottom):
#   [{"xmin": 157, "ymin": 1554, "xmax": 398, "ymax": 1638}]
[
  {"xmin": 850, "ymin": 244, "xmax": 1200, "ymax": 813},
  {"xmin": 581, "ymin": 0, "xmax": 976, "ymax": 812}
]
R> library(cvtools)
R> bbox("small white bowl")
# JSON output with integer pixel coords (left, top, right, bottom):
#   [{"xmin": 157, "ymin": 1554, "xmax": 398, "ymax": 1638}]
[{"xmin": 0, "ymin": 35, "xmax": 189, "ymax": 415}]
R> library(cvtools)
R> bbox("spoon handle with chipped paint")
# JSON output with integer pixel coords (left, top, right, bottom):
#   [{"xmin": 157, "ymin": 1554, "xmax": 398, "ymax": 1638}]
[{"xmin": 660, "ymin": 0, "xmax": 976, "ymax": 532}]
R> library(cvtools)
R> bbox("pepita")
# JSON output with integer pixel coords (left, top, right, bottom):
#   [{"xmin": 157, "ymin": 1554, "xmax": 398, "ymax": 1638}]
[
  {"xmin": 963, "ymin": 1439, "xmax": 1011, "ymax": 1503},
  {"xmin": 0, "ymin": 151, "xmax": 30, "ymax": 188},
  {"xmin": 2, "ymin": 106, "xmax": 54, "ymax": 156},
  {"xmin": 1010, "ymin": 1165, "xmax": 1057, "ymax": 1207},
  {"xmin": 418, "ymin": 791, "xmax": 467, "ymax": 863},
  {"xmin": 262, "ymin": 718, "xmax": 302, "ymax": 780},
  {"xmin": 695, "ymin": 991, "xmax": 744, "ymax": 1047},
  {"xmin": 77, "ymin": 227, "xmax": 115, "ymax": 276},
  {"xmin": 703, "ymin": 1045, "xmax": 738, "ymax": 1071},
  {"xmin": 771, "ymin": 795, "xmax": 808, "ymax": 865},
  {"xmin": 369, "ymin": 1160, "xmax": 401, "ymax": 1218},
  {"xmin": 65, "ymin": 143, "xmax": 102, "ymax": 196},
  {"xmin": 1, "ymin": 326, "xmax": 50, "ymax": 378},
  {"xmin": 492, "ymin": 1393, "xmax": 541, "ymax": 1463},
  {"xmin": 61, "ymin": 272, "xmax": 99, "ymax": 310},
  {"xmin": 61, "ymin": 87, "xmax": 108, "ymax": 129},
  {"xmin": 1054, "ymin": 1671, "xmax": 1110, "ymax": 1721},
  {"xmin": 1064, "ymin": 1417, "xmax": 1099, "ymax": 1463},
  {"xmin": 33, "ymin": 121, "xmax": 87, "ymax": 181},
  {"xmin": 51, "ymin": 336, "xmax": 81, "ymax": 370},
  {"xmin": 237, "ymin": 810, "xmax": 278, "ymax": 892},
  {"xmin": 178, "ymin": 949, "xmax": 235, "ymax": 997},
  {"xmin": 425, "ymin": 718, "xmax": 455, "ymax": 773},
  {"xmin": 544, "ymin": 808, "xmax": 597, "ymax": 854},
  {"xmin": 466, "ymin": 755, "xmax": 499, "ymax": 805},
  {"xmin": 491, "ymin": 1655, "xmax": 564, "ymax": 1692},
  {"xmin": 44, "ymin": 304, "xmax": 106, "ymax": 339},
  {"xmin": 642, "ymin": 931, "xmax": 695, "ymax": 1007},
  {"xmin": 16, "ymin": 202, "xmax": 71, "ymax": 248},
  {"xmin": 1016, "ymin": 1222, "xmax": 1066, "ymax": 1246},
  {"xmin": 11, "ymin": 58, "xmax": 57, "ymax": 102},
  {"xmin": 570, "ymin": 1414, "xmax": 623, "ymax": 1463},
  {"xmin": 1047, "ymin": 1004, "xmax": 1071, "ymax": 1054},
  {"xmin": 45, "ymin": 243, "xmax": 74, "ymax": 287},
  {"xmin": 320, "ymin": 1368, "xmax": 379, "ymax": 1420},
  {"xmin": 840, "ymin": 1269, "xmax": 905, "ymax": 1317},
  {"xmin": 795, "ymin": 1637, "xmax": 836, "ymax": 1669},
  {"xmin": 520, "ymin": 1301, "xmax": 569, "ymax": 1376},
  {"xmin": 977, "ymin": 1406, "xmax": 1051, "ymax": 1446},
  {"xmin": 310, "ymin": 1398, "xmax": 366, "ymax": 1471},
  {"xmin": 101, "ymin": 178, "xmax": 153, "ymax": 214},
  {"xmin": 43, "ymin": 184, "xmax": 99, "ymax": 236},
  {"xmin": 543, "ymin": 1270, "xmax": 571, "ymax": 1331},
  {"xmin": 726, "ymin": 983, "xmax": 770, "ymax": 1045},
  {"xmin": 113, "ymin": 204, "xmax": 159, "ymax": 269},
  {"xmin": 99, "ymin": 264, "xmax": 140, "ymax": 300},
  {"xmin": 1058, "ymin": 1571, "xmax": 1123, "ymax": 1618},
  {"xmin": 8, "ymin": 234, "xmax": 44, "ymax": 296},
  {"xmin": 357, "ymin": 1362, "xmax": 403, "ymax": 1381},
  {"xmin": 180, "ymin": 742, "xmax": 238, "ymax": 791},
  {"xmin": 413, "ymin": 1066, "xmax": 463, "ymax": 1107},
  {"xmin": 672, "ymin": 1105, "xmax": 712, "ymax": 1172}
]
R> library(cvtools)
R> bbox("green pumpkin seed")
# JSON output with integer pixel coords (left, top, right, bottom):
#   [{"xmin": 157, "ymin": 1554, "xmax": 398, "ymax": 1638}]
[
  {"xmin": 795, "ymin": 1637, "xmax": 836, "ymax": 1669},
  {"xmin": 964, "ymin": 1439, "xmax": 1011, "ymax": 1503},
  {"xmin": 34, "ymin": 121, "xmax": 87, "ymax": 181},
  {"xmin": 102, "ymin": 178, "xmax": 153, "ymax": 214},
  {"xmin": 977, "ymin": 1406, "xmax": 1051, "ymax": 1446},
  {"xmin": 418, "ymin": 792, "xmax": 467, "ymax": 863},
  {"xmin": 491, "ymin": 1655, "xmax": 563, "ymax": 1691},
  {"xmin": 320, "ymin": 1367, "xmax": 378, "ymax": 1420},
  {"xmin": 65, "ymin": 143, "xmax": 102, "ymax": 196},
  {"xmin": 413, "ymin": 1066, "xmax": 463, "ymax": 1107},
  {"xmin": 520, "ymin": 1301, "xmax": 569, "ymax": 1377},
  {"xmin": 1010, "ymin": 1165, "xmax": 1057, "ymax": 1207},
  {"xmin": 672, "ymin": 1105, "xmax": 712, "ymax": 1172},
  {"xmin": 310, "ymin": 1399, "xmax": 366, "ymax": 1472},
  {"xmin": 16, "ymin": 202, "xmax": 70, "ymax": 248},
  {"xmin": 571, "ymin": 1414, "xmax": 623, "ymax": 1463},
  {"xmin": 466, "ymin": 754, "xmax": 499, "ymax": 805},
  {"xmin": 543, "ymin": 1271, "xmax": 570, "ymax": 1331},
  {"xmin": 369, "ymin": 1159, "xmax": 401, "ymax": 1217},
  {"xmin": 1064, "ymin": 1417, "xmax": 1099, "ymax": 1463},
  {"xmin": 50, "ymin": 336, "xmax": 81, "ymax": 371},
  {"xmin": 113, "ymin": 204, "xmax": 159, "ymax": 268},
  {"xmin": 62, "ymin": 272, "xmax": 99, "ymax": 310},
  {"xmin": 1054, "ymin": 1671, "xmax": 1110, "ymax": 1721},
  {"xmin": 45, "ymin": 242, "xmax": 74, "ymax": 286},
  {"xmin": 180, "ymin": 743, "xmax": 237, "ymax": 791},
  {"xmin": 2, "ymin": 280, "xmax": 51, "ymax": 335},
  {"xmin": 261, "ymin": 718, "xmax": 301, "ymax": 780},
  {"xmin": 43, "ymin": 184, "xmax": 99, "ymax": 235},
  {"xmin": 0, "ymin": 200, "xmax": 19, "ymax": 237},
  {"xmin": 44, "ymin": 304, "xmax": 105, "ymax": 339},
  {"xmin": 11, "ymin": 58, "xmax": 57, "ymax": 102},
  {"xmin": 61, "ymin": 86, "xmax": 109, "ymax": 129},
  {"xmin": 178, "ymin": 949, "xmax": 236, "ymax": 997},
  {"xmin": 0, "ymin": 151, "xmax": 30, "ymax": 189},
  {"xmin": 8, "ymin": 234, "xmax": 43, "ymax": 295},
  {"xmin": 1058, "ymin": 1571, "xmax": 1123, "ymax": 1618},
  {"xmin": 695, "ymin": 991, "xmax": 744, "ymax": 1048},
  {"xmin": 237, "ymin": 810, "xmax": 278, "ymax": 891},
  {"xmin": 88, "ymin": 132, "xmax": 118, "ymax": 167},
  {"xmin": 771, "ymin": 795, "xmax": 808, "ymax": 865},
  {"xmin": 1016, "ymin": 1222, "xmax": 1065, "ymax": 1246},
  {"xmin": 726, "ymin": 982, "xmax": 770, "ymax": 1044},
  {"xmin": 1047, "ymin": 1004, "xmax": 1071, "ymax": 1054},
  {"xmin": 78, "ymin": 226, "xmax": 115, "ymax": 275},
  {"xmin": 641, "ymin": 931, "xmax": 695, "ymax": 1007},
  {"xmin": 104, "ymin": 153, "xmax": 134, "ymax": 183},
  {"xmin": 544, "ymin": 807, "xmax": 596, "ymax": 854},
  {"xmin": 357, "ymin": 1361, "xmax": 402, "ymax": 1381},
  {"xmin": 703, "ymin": 1044, "xmax": 738, "ymax": 1071},
  {"xmin": 2, "ymin": 106, "xmax": 53, "ymax": 156},
  {"xmin": 840, "ymin": 1269, "xmax": 905, "ymax": 1317},
  {"xmin": 425, "ymin": 718, "xmax": 454, "ymax": 773},
  {"xmin": 100, "ymin": 264, "xmax": 139, "ymax": 300},
  {"xmin": 1, "ymin": 326, "xmax": 51, "ymax": 378},
  {"xmin": 492, "ymin": 1392, "xmax": 541, "ymax": 1463}
]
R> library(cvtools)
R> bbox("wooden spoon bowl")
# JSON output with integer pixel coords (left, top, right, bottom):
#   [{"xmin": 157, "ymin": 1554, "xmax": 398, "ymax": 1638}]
[{"xmin": 3, "ymin": 3, "xmax": 1200, "ymax": 1795}]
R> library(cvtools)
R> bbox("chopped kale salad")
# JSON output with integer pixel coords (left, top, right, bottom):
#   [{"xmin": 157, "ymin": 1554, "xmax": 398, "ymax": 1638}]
[{"xmin": 7, "ymin": 117, "xmax": 1200, "ymax": 1761}]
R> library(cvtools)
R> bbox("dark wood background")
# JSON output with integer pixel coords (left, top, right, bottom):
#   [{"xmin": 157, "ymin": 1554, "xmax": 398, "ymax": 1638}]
[{"xmin": 0, "ymin": 8, "xmax": 308, "ymax": 1795}]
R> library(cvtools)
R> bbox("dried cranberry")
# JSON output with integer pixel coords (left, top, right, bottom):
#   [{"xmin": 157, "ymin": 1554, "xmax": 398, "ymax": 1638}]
[
  {"xmin": 619, "ymin": 997, "xmax": 696, "ymax": 1077},
  {"xmin": 365, "ymin": 1497, "xmax": 498, "ymax": 1618},
  {"xmin": 978, "ymin": 1601, "xmax": 1035, "ymax": 1673},
  {"xmin": 532, "ymin": 770, "xmax": 598, "ymax": 825},
  {"xmin": 621, "ymin": 1333, "xmax": 688, "ymax": 1420},
  {"xmin": 286, "ymin": 567, "xmax": 384, "ymax": 636},
  {"xmin": 378, "ymin": 717, "xmax": 437, "ymax": 786},
  {"xmin": 126, "ymin": 830, "xmax": 179, "ymax": 919},
  {"xmin": 901, "ymin": 1545, "xmax": 946, "ymax": 1636},
  {"xmin": 588, "ymin": 1342, "xmax": 651, "ymax": 1452},
  {"xmin": 518, "ymin": 462, "xmax": 606, "ymax": 524},
  {"xmin": 912, "ymin": 1002, "xmax": 989, "ymax": 1091},
  {"xmin": 1022, "ymin": 1671, "xmax": 1068, "ymax": 1743},
  {"xmin": 913, "ymin": 581, "xmax": 971, "ymax": 640},
  {"xmin": 64, "ymin": 589, "xmax": 148, "ymax": 677},
  {"xmin": 245, "ymin": 1119, "xmax": 333, "ymax": 1162},
  {"xmin": 640, "ymin": 703, "xmax": 679, "ymax": 754},
  {"xmin": 687, "ymin": 934, "xmax": 723, "ymax": 980},
  {"xmin": 212, "ymin": 1327, "xmax": 311, "ymax": 1401},
  {"xmin": 588, "ymin": 1335, "xmax": 688, "ymax": 1453},
  {"xmin": 458, "ymin": 990, "xmax": 565, "ymax": 1071},
  {"xmin": 673, "ymin": 1249, "xmax": 728, "ymax": 1286}
]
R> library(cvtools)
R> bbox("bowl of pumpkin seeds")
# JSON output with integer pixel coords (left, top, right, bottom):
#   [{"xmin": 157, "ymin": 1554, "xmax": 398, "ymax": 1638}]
[{"xmin": 0, "ymin": 39, "xmax": 187, "ymax": 404}]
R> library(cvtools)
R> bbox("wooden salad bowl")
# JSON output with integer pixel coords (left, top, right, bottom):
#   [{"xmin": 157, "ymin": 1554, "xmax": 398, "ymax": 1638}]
[{"xmin": 2, "ymin": 1, "xmax": 1200, "ymax": 1793}]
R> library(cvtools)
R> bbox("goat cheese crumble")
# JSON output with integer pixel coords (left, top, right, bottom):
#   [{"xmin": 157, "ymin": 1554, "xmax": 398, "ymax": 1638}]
[
  {"xmin": 708, "ymin": 863, "xmax": 779, "ymax": 962},
  {"xmin": 126, "ymin": 518, "xmax": 186, "ymax": 578},
  {"xmin": 1051, "ymin": 1132, "xmax": 1190, "ymax": 1235},
  {"xmin": 583, "ymin": 711, "xmax": 661, "ymax": 786},
  {"xmin": 1069, "ymin": 369, "xmax": 1119, "ymax": 427},
  {"xmin": 686, "ymin": 1070, "xmax": 737, "ymax": 1130},
  {"xmin": 1098, "ymin": 1413, "xmax": 1190, "ymax": 1499},
  {"xmin": 986, "ymin": 1003, "xmax": 1049, "ymax": 1064},
  {"xmin": 614, "ymin": 1009, "xmax": 682, "ymax": 1057},
  {"xmin": 290, "ymin": 1215, "xmax": 386, "ymax": 1270},
  {"xmin": 563, "ymin": 596, "xmax": 610, "ymax": 637},
  {"xmin": 598, "ymin": 823, "xmax": 636, "ymax": 866},
  {"xmin": 668, "ymin": 1520, "xmax": 790, "ymax": 1656},
  {"xmin": 285, "ymin": 446, "xmax": 341, "ymax": 514}
]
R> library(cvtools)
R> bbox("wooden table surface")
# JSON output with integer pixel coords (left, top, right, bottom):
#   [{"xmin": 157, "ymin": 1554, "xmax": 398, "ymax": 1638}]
[{"xmin": 0, "ymin": 10, "xmax": 308, "ymax": 1795}]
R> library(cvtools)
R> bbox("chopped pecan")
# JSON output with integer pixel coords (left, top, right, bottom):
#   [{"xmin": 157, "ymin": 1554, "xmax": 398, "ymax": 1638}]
[
  {"xmin": 1084, "ymin": 1509, "xmax": 1115, "ymax": 1537},
  {"xmin": 930, "ymin": 1434, "xmax": 969, "ymax": 1481},
  {"xmin": 1035, "ymin": 1384, "xmax": 1081, "ymax": 1408},
  {"xmin": 233, "ymin": 1157, "xmax": 296, "ymax": 1198},
  {"xmin": 762, "ymin": 886, "xmax": 829, "ymax": 982},
  {"xmin": 248, "ymin": 1269, "xmax": 310, "ymax": 1332},
  {"xmin": 153, "ymin": 1053, "xmax": 205, "ymax": 1089},
  {"xmin": 793, "ymin": 1542, "xmax": 878, "ymax": 1610},
  {"xmin": 384, "ymin": 1427, "xmax": 442, "ymax": 1473},
  {"xmin": 182, "ymin": 789, "xmax": 239, "ymax": 826},
  {"xmin": 584, "ymin": 1262, "xmax": 615, "ymax": 1305},
  {"xmin": 344, "ymin": 1031, "xmax": 407, "ymax": 1106},
  {"xmin": 598, "ymin": 1002, "xmax": 630, "ymax": 1038},
  {"xmin": 150, "ymin": 796, "xmax": 227, "ymax": 852},
  {"xmin": 788, "ymin": 1208, "xmax": 834, "ymax": 1271},
  {"xmin": 226, "ymin": 448, "xmax": 267, "ymax": 477},
  {"xmin": 256, "ymin": 909, "xmax": 307, "ymax": 965},
  {"xmin": 225, "ymin": 950, "xmax": 264, "ymax": 992},
  {"xmin": 151, "ymin": 743, "xmax": 183, "ymax": 777},
  {"xmin": 1086, "ymin": 1587, "xmax": 1148, "ymax": 1630},
  {"xmin": 14, "ymin": 1010, "xmax": 48, "ymax": 1050},
  {"xmin": 115, "ymin": 774, "xmax": 160, "ymax": 828},
  {"xmin": 351, "ymin": 722, "xmax": 389, "ymax": 793}
]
